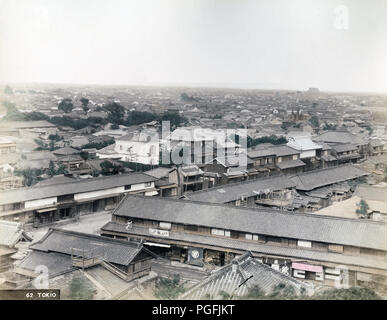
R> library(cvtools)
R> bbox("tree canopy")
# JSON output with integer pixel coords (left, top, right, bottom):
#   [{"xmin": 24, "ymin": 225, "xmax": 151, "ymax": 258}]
[{"xmin": 58, "ymin": 98, "xmax": 74, "ymax": 113}]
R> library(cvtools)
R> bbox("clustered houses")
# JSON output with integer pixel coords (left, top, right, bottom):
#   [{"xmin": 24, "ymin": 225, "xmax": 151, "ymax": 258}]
[
  {"xmin": 183, "ymin": 175, "xmax": 296, "ymax": 209},
  {"xmin": 186, "ymin": 165, "xmax": 368, "ymax": 213},
  {"xmin": 101, "ymin": 195, "xmax": 387, "ymax": 288},
  {"xmin": 0, "ymin": 173, "xmax": 158, "ymax": 226}
]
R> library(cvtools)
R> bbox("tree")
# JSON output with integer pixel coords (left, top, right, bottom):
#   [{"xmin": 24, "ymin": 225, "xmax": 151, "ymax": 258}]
[
  {"xmin": 159, "ymin": 112, "xmax": 188, "ymax": 130},
  {"xmin": 126, "ymin": 111, "xmax": 157, "ymax": 126},
  {"xmin": 104, "ymin": 102, "xmax": 125, "ymax": 125},
  {"xmin": 58, "ymin": 98, "xmax": 74, "ymax": 113},
  {"xmin": 4, "ymin": 85, "xmax": 13, "ymax": 95},
  {"xmin": 310, "ymin": 116, "xmax": 320, "ymax": 128},
  {"xmin": 15, "ymin": 169, "xmax": 43, "ymax": 187},
  {"xmin": 100, "ymin": 160, "xmax": 125, "ymax": 175},
  {"xmin": 68, "ymin": 277, "xmax": 95, "ymax": 300},
  {"xmin": 80, "ymin": 97, "xmax": 89, "ymax": 107},
  {"xmin": 356, "ymin": 199, "xmax": 370, "ymax": 218},
  {"xmin": 154, "ymin": 275, "xmax": 185, "ymax": 300},
  {"xmin": 80, "ymin": 97, "xmax": 90, "ymax": 113},
  {"xmin": 47, "ymin": 160, "xmax": 56, "ymax": 177},
  {"xmin": 80, "ymin": 151, "xmax": 89, "ymax": 160}
]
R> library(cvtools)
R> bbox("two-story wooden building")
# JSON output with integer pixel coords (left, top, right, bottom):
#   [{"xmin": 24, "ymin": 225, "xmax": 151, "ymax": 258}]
[
  {"xmin": 0, "ymin": 173, "xmax": 158, "ymax": 227},
  {"xmin": 101, "ymin": 195, "xmax": 387, "ymax": 288}
]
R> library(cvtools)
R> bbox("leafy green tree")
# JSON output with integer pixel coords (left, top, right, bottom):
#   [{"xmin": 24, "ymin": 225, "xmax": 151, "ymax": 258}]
[
  {"xmin": 47, "ymin": 160, "xmax": 56, "ymax": 177},
  {"xmin": 79, "ymin": 151, "xmax": 89, "ymax": 160},
  {"xmin": 356, "ymin": 199, "xmax": 370, "ymax": 218},
  {"xmin": 159, "ymin": 112, "xmax": 188, "ymax": 130},
  {"xmin": 80, "ymin": 97, "xmax": 89, "ymax": 107},
  {"xmin": 80, "ymin": 97, "xmax": 90, "ymax": 113},
  {"xmin": 126, "ymin": 111, "xmax": 157, "ymax": 126},
  {"xmin": 16, "ymin": 169, "xmax": 43, "ymax": 186},
  {"xmin": 310, "ymin": 116, "xmax": 320, "ymax": 128},
  {"xmin": 104, "ymin": 102, "xmax": 125, "ymax": 125},
  {"xmin": 100, "ymin": 160, "xmax": 125, "ymax": 175},
  {"xmin": 68, "ymin": 277, "xmax": 95, "ymax": 300},
  {"xmin": 154, "ymin": 275, "xmax": 185, "ymax": 300},
  {"xmin": 48, "ymin": 134, "xmax": 61, "ymax": 142},
  {"xmin": 58, "ymin": 98, "xmax": 74, "ymax": 113}
]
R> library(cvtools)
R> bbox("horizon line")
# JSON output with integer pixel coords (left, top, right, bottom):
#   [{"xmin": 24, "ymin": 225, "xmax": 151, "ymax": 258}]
[{"xmin": 1, "ymin": 80, "xmax": 386, "ymax": 96}]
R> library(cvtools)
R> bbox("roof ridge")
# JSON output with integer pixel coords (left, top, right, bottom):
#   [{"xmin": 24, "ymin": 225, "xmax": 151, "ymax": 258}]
[
  {"xmin": 116, "ymin": 194, "xmax": 386, "ymax": 225},
  {"xmin": 0, "ymin": 171, "xmax": 157, "ymax": 194},
  {"xmin": 185, "ymin": 174, "xmax": 292, "ymax": 195},
  {"xmin": 41, "ymin": 227, "xmax": 142, "ymax": 248}
]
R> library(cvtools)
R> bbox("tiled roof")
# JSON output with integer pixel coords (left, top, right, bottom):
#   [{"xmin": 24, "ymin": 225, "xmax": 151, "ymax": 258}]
[
  {"xmin": 180, "ymin": 253, "xmax": 312, "ymax": 299},
  {"xmin": 102, "ymin": 223, "xmax": 387, "ymax": 271},
  {"xmin": 276, "ymin": 159, "xmax": 306, "ymax": 170},
  {"xmin": 110, "ymin": 195, "xmax": 387, "ymax": 251},
  {"xmin": 0, "ymin": 221, "xmax": 30, "ymax": 247},
  {"xmin": 0, "ymin": 172, "xmax": 157, "ymax": 205},
  {"xmin": 185, "ymin": 175, "xmax": 296, "ymax": 204},
  {"xmin": 30, "ymin": 228, "xmax": 149, "ymax": 266},
  {"xmin": 290, "ymin": 165, "xmax": 367, "ymax": 191}
]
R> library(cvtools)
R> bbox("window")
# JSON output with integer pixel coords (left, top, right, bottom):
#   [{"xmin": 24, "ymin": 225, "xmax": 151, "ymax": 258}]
[
  {"xmin": 277, "ymin": 157, "xmax": 282, "ymax": 163},
  {"xmin": 253, "ymin": 235, "xmax": 259, "ymax": 241},
  {"xmin": 211, "ymin": 229, "xmax": 225, "ymax": 236},
  {"xmin": 125, "ymin": 185, "xmax": 131, "ymax": 190},
  {"xmin": 144, "ymin": 182, "xmax": 152, "ymax": 187},
  {"xmin": 328, "ymin": 244, "xmax": 343, "ymax": 253},
  {"xmin": 245, "ymin": 233, "xmax": 253, "ymax": 240},
  {"xmin": 225, "ymin": 231, "xmax": 231, "ymax": 237},
  {"xmin": 185, "ymin": 225, "xmax": 198, "ymax": 232},
  {"xmin": 297, "ymin": 240, "xmax": 312, "ymax": 248},
  {"xmin": 159, "ymin": 222, "xmax": 171, "ymax": 230},
  {"xmin": 293, "ymin": 154, "xmax": 298, "ymax": 160}
]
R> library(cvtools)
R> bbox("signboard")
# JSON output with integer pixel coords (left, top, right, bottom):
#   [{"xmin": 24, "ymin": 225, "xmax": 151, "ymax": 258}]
[
  {"xmin": 187, "ymin": 247, "xmax": 204, "ymax": 267},
  {"xmin": 291, "ymin": 262, "xmax": 323, "ymax": 273},
  {"xmin": 149, "ymin": 228, "xmax": 170, "ymax": 237}
]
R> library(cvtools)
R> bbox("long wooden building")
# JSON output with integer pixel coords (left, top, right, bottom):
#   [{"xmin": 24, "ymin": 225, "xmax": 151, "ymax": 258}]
[{"xmin": 101, "ymin": 195, "xmax": 387, "ymax": 288}]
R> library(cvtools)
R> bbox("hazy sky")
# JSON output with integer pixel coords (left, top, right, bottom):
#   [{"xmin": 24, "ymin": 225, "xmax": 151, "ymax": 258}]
[{"xmin": 0, "ymin": 0, "xmax": 386, "ymax": 92}]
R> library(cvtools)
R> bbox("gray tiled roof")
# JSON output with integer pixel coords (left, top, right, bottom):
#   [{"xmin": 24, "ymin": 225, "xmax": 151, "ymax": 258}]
[
  {"xmin": 276, "ymin": 159, "xmax": 306, "ymax": 170},
  {"xmin": 185, "ymin": 175, "xmax": 296, "ymax": 204},
  {"xmin": 180, "ymin": 253, "xmax": 311, "ymax": 299},
  {"xmin": 30, "ymin": 228, "xmax": 148, "ymax": 266},
  {"xmin": 330, "ymin": 143, "xmax": 359, "ymax": 153},
  {"xmin": 314, "ymin": 131, "xmax": 366, "ymax": 145},
  {"xmin": 290, "ymin": 165, "xmax": 367, "ymax": 191},
  {"xmin": 0, "ymin": 172, "xmax": 157, "ymax": 205},
  {"xmin": 145, "ymin": 167, "xmax": 173, "ymax": 179},
  {"xmin": 18, "ymin": 251, "xmax": 75, "ymax": 277},
  {"xmin": 111, "ymin": 195, "xmax": 387, "ymax": 251},
  {"xmin": 102, "ymin": 223, "xmax": 387, "ymax": 271},
  {"xmin": 247, "ymin": 145, "xmax": 299, "ymax": 159}
]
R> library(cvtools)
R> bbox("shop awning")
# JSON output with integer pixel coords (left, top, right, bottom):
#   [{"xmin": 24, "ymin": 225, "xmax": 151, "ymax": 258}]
[
  {"xmin": 291, "ymin": 262, "xmax": 323, "ymax": 273},
  {"xmin": 144, "ymin": 242, "xmax": 171, "ymax": 248}
]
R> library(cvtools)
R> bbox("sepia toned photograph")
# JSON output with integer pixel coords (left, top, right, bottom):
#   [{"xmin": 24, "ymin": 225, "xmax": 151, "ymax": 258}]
[{"xmin": 0, "ymin": 0, "xmax": 386, "ymax": 308}]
